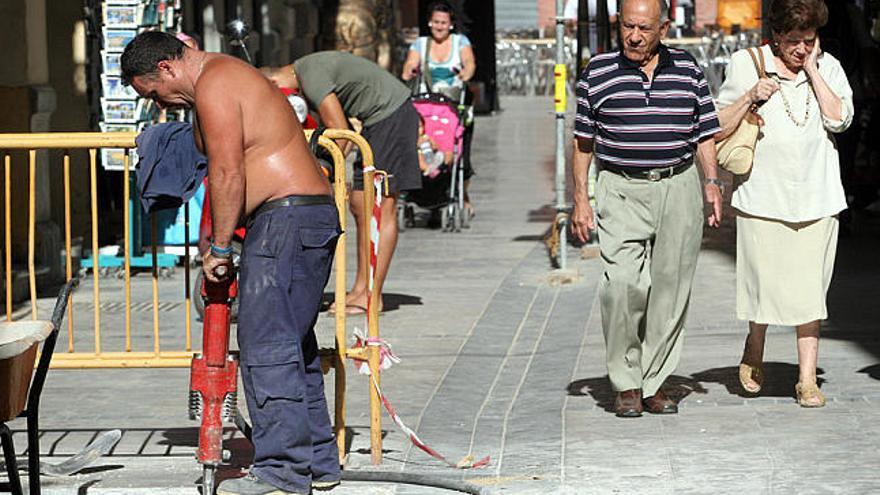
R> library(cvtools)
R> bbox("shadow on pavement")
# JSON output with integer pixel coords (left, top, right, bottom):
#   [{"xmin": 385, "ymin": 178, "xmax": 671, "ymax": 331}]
[
  {"xmin": 567, "ymin": 375, "xmax": 709, "ymax": 413},
  {"xmin": 823, "ymin": 216, "xmax": 880, "ymax": 364},
  {"xmin": 569, "ymin": 364, "xmax": 827, "ymax": 412},
  {"xmin": 319, "ymin": 292, "xmax": 423, "ymax": 313},
  {"xmin": 690, "ymin": 363, "xmax": 826, "ymax": 398},
  {"xmin": 858, "ymin": 364, "xmax": 880, "ymax": 380}
]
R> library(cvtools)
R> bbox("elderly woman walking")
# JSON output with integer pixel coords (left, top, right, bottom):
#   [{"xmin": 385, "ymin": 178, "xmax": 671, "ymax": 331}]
[{"xmin": 716, "ymin": 0, "xmax": 853, "ymax": 407}]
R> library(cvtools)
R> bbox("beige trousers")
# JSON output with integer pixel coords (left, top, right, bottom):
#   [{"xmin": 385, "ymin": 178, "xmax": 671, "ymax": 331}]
[{"xmin": 596, "ymin": 164, "xmax": 704, "ymax": 396}]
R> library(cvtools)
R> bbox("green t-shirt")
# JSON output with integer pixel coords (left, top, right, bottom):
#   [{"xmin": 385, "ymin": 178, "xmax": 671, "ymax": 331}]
[{"xmin": 294, "ymin": 51, "xmax": 410, "ymax": 128}]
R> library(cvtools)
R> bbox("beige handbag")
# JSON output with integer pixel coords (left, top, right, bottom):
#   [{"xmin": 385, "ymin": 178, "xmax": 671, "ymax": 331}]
[{"xmin": 716, "ymin": 47, "xmax": 766, "ymax": 175}]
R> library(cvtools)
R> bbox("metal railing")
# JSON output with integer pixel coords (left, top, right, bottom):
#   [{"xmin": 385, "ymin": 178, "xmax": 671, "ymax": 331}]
[
  {"xmin": 495, "ymin": 30, "xmax": 761, "ymax": 98},
  {"xmin": 0, "ymin": 128, "xmax": 385, "ymax": 464},
  {"xmin": 496, "ymin": 36, "xmax": 577, "ymax": 96},
  {"xmin": 666, "ymin": 30, "xmax": 762, "ymax": 97}
]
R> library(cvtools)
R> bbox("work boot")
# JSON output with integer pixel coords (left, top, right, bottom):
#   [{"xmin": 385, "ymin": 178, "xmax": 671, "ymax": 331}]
[
  {"xmin": 312, "ymin": 478, "xmax": 341, "ymax": 490},
  {"xmin": 217, "ymin": 473, "xmax": 307, "ymax": 495}
]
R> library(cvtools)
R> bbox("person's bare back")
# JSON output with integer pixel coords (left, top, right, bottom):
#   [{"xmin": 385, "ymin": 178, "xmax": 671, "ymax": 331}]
[
  {"xmin": 123, "ymin": 32, "xmax": 331, "ymax": 281},
  {"xmin": 193, "ymin": 53, "xmax": 331, "ymax": 217}
]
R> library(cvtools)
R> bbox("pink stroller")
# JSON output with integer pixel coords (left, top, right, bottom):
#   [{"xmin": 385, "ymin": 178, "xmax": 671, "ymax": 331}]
[{"xmin": 399, "ymin": 93, "xmax": 469, "ymax": 231}]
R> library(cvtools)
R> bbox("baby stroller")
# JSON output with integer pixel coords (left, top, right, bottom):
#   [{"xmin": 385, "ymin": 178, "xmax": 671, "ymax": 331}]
[{"xmin": 399, "ymin": 92, "xmax": 471, "ymax": 232}]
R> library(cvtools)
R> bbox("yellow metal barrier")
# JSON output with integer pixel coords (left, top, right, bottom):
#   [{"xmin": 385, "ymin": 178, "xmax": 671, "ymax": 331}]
[
  {"xmin": 314, "ymin": 129, "xmax": 384, "ymax": 464},
  {"xmin": 0, "ymin": 128, "xmax": 385, "ymax": 464}
]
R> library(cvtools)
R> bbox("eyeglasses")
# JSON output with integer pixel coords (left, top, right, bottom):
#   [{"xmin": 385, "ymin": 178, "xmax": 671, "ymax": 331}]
[{"xmin": 780, "ymin": 37, "xmax": 816, "ymax": 48}]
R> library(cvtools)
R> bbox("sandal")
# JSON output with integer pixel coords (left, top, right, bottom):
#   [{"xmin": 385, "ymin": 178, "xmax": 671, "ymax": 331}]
[
  {"xmin": 795, "ymin": 382, "xmax": 826, "ymax": 408},
  {"xmin": 738, "ymin": 363, "xmax": 764, "ymax": 394}
]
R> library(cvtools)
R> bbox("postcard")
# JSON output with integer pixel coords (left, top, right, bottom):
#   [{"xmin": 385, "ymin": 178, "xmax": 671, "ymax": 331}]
[
  {"xmin": 103, "ymin": 4, "xmax": 139, "ymax": 28},
  {"xmin": 102, "ymin": 50, "xmax": 121, "ymax": 75},
  {"xmin": 99, "ymin": 122, "xmax": 137, "ymax": 133},
  {"xmin": 102, "ymin": 75, "xmax": 139, "ymax": 99},
  {"xmin": 101, "ymin": 98, "xmax": 138, "ymax": 122},
  {"xmin": 101, "ymin": 148, "xmax": 139, "ymax": 171},
  {"xmin": 103, "ymin": 29, "xmax": 137, "ymax": 52}
]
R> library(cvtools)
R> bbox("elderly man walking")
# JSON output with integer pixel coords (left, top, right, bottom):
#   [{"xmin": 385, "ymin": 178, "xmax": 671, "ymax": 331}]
[{"xmin": 570, "ymin": 0, "xmax": 723, "ymax": 417}]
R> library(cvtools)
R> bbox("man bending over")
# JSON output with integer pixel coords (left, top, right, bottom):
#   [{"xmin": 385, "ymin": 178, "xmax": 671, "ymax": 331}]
[{"xmin": 122, "ymin": 31, "xmax": 341, "ymax": 495}]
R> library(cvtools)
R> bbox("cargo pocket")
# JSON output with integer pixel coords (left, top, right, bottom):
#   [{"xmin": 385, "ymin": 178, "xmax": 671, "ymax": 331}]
[
  {"xmin": 240, "ymin": 215, "xmax": 292, "ymax": 304},
  {"xmin": 244, "ymin": 342, "xmax": 303, "ymax": 407},
  {"xmin": 291, "ymin": 227, "xmax": 341, "ymax": 281},
  {"xmin": 250, "ymin": 215, "xmax": 291, "ymax": 260}
]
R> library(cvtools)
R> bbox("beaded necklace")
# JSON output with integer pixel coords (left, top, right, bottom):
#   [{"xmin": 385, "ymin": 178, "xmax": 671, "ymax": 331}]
[{"xmin": 776, "ymin": 79, "xmax": 811, "ymax": 127}]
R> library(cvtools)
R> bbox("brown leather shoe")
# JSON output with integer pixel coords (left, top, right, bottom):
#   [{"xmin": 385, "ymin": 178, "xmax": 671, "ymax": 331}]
[
  {"xmin": 614, "ymin": 389, "xmax": 643, "ymax": 417},
  {"xmin": 643, "ymin": 390, "xmax": 678, "ymax": 414}
]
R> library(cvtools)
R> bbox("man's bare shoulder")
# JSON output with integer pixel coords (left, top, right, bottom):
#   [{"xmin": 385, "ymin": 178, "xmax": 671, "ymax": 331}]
[
  {"xmin": 195, "ymin": 54, "xmax": 262, "ymax": 99},
  {"xmin": 192, "ymin": 56, "xmax": 249, "ymax": 128}
]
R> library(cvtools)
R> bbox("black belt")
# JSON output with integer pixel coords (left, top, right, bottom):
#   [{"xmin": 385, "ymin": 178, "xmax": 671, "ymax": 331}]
[
  {"xmin": 248, "ymin": 194, "xmax": 334, "ymax": 226},
  {"xmin": 601, "ymin": 161, "xmax": 693, "ymax": 181}
]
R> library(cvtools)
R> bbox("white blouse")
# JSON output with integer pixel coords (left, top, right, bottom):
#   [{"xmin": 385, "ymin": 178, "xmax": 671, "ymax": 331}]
[{"xmin": 716, "ymin": 45, "xmax": 853, "ymax": 223}]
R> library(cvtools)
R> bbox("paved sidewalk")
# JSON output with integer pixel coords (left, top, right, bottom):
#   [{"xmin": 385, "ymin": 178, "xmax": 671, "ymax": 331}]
[{"xmin": 4, "ymin": 96, "xmax": 880, "ymax": 494}]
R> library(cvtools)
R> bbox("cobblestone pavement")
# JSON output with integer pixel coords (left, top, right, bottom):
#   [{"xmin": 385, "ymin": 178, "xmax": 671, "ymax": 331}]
[{"xmin": 4, "ymin": 96, "xmax": 880, "ymax": 494}]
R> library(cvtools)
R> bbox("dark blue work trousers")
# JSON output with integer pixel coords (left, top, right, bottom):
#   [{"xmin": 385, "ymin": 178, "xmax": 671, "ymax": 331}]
[{"xmin": 237, "ymin": 202, "xmax": 341, "ymax": 493}]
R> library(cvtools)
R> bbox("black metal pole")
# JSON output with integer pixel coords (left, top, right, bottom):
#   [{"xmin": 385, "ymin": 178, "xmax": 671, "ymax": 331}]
[
  {"xmin": 251, "ymin": 0, "xmax": 263, "ymax": 66},
  {"xmin": 576, "ymin": 0, "xmax": 588, "ymax": 70}
]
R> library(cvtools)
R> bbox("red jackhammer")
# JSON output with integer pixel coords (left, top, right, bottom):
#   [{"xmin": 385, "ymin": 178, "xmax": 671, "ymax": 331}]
[{"xmin": 189, "ymin": 273, "xmax": 238, "ymax": 495}]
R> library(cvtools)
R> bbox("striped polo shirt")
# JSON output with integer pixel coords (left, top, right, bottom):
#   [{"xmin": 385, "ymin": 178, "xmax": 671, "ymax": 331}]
[{"xmin": 574, "ymin": 44, "xmax": 721, "ymax": 168}]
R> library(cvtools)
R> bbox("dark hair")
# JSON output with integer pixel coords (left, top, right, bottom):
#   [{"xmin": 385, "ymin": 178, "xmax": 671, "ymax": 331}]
[
  {"xmin": 120, "ymin": 31, "xmax": 186, "ymax": 85},
  {"xmin": 427, "ymin": 0, "xmax": 456, "ymax": 23},
  {"xmin": 768, "ymin": 0, "xmax": 828, "ymax": 35}
]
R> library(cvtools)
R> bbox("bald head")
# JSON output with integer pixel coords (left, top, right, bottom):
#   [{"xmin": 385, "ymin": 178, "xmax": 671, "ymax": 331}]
[
  {"xmin": 619, "ymin": 0, "xmax": 669, "ymax": 22},
  {"xmin": 619, "ymin": 0, "xmax": 671, "ymax": 67}
]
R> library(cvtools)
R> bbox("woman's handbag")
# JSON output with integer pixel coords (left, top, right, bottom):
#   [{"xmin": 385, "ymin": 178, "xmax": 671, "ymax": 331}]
[{"xmin": 716, "ymin": 47, "xmax": 767, "ymax": 175}]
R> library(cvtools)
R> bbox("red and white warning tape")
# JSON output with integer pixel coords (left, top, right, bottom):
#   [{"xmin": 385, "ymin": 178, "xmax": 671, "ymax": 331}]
[
  {"xmin": 369, "ymin": 372, "xmax": 490, "ymax": 469},
  {"xmin": 354, "ymin": 169, "xmax": 490, "ymax": 470},
  {"xmin": 350, "ymin": 332, "xmax": 489, "ymax": 469},
  {"xmin": 350, "ymin": 328, "xmax": 400, "ymax": 374},
  {"xmin": 366, "ymin": 168, "xmax": 383, "ymax": 312}
]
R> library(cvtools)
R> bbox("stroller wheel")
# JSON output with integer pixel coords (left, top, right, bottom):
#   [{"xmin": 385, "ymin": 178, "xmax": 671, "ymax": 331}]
[
  {"xmin": 405, "ymin": 205, "xmax": 416, "ymax": 228},
  {"xmin": 452, "ymin": 205, "xmax": 463, "ymax": 233},
  {"xmin": 442, "ymin": 204, "xmax": 461, "ymax": 233},
  {"xmin": 397, "ymin": 203, "xmax": 407, "ymax": 232},
  {"xmin": 440, "ymin": 206, "xmax": 451, "ymax": 232}
]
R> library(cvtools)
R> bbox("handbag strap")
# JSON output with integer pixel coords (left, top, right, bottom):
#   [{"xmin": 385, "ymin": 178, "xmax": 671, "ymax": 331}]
[
  {"xmin": 422, "ymin": 37, "xmax": 434, "ymax": 93},
  {"xmin": 744, "ymin": 47, "xmax": 768, "ymax": 115},
  {"xmin": 745, "ymin": 46, "xmax": 767, "ymax": 79}
]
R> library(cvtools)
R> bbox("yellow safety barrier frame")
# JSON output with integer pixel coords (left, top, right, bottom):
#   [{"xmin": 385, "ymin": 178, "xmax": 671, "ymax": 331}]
[
  {"xmin": 0, "ymin": 129, "xmax": 385, "ymax": 464},
  {"xmin": 310, "ymin": 129, "xmax": 383, "ymax": 464}
]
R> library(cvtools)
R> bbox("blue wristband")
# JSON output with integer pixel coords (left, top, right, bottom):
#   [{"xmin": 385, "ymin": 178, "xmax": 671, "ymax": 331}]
[{"xmin": 210, "ymin": 244, "xmax": 233, "ymax": 258}]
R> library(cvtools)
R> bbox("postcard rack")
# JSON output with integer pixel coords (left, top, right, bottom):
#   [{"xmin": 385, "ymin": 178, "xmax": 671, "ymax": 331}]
[{"xmin": 83, "ymin": 0, "xmax": 184, "ymax": 274}]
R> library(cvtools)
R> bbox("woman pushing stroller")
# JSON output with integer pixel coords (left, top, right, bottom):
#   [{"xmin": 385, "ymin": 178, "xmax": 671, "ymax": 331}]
[{"xmin": 402, "ymin": 0, "xmax": 477, "ymax": 218}]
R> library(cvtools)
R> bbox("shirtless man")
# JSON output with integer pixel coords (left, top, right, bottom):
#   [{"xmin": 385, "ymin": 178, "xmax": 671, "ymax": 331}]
[{"xmin": 121, "ymin": 32, "xmax": 341, "ymax": 495}]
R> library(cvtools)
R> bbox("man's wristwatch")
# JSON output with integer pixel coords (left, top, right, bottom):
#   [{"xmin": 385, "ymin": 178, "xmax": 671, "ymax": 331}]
[{"xmin": 703, "ymin": 178, "xmax": 724, "ymax": 191}]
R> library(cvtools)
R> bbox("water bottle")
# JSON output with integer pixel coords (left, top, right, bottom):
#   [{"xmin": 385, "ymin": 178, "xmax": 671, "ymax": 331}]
[{"xmin": 419, "ymin": 140, "xmax": 436, "ymax": 165}]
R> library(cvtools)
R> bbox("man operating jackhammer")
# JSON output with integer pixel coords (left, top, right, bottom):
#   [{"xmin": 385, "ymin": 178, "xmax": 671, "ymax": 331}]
[{"xmin": 122, "ymin": 32, "xmax": 342, "ymax": 495}]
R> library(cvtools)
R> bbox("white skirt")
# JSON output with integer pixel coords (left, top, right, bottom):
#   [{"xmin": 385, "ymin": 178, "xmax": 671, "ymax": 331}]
[{"xmin": 736, "ymin": 213, "xmax": 838, "ymax": 325}]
